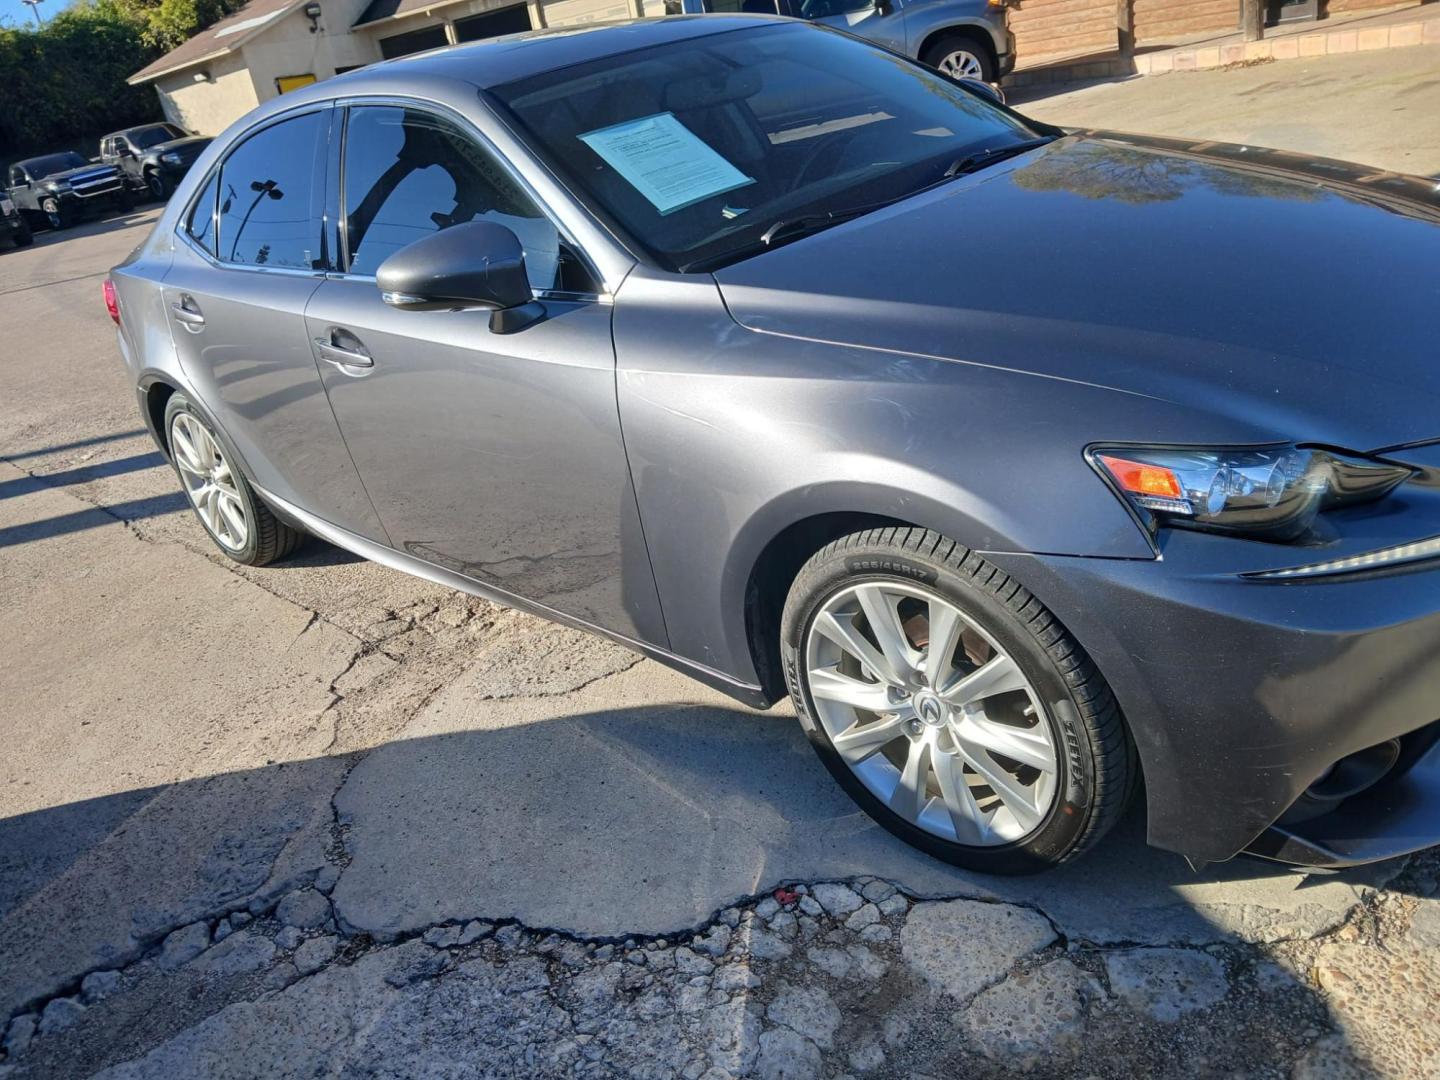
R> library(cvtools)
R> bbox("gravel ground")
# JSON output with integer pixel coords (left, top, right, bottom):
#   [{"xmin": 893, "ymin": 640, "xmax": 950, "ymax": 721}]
[{"xmin": 4, "ymin": 50, "xmax": 1440, "ymax": 1079}]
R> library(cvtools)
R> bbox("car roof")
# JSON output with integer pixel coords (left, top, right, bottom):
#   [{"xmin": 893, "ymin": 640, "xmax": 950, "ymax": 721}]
[
  {"xmin": 115, "ymin": 123, "xmax": 181, "ymax": 137},
  {"xmin": 340, "ymin": 14, "xmax": 781, "ymax": 91}
]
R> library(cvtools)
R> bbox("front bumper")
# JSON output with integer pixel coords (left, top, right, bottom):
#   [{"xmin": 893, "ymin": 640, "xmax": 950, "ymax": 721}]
[
  {"xmin": 987, "ymin": 530, "xmax": 1440, "ymax": 867},
  {"xmin": 997, "ymin": 28, "xmax": 1016, "ymax": 76}
]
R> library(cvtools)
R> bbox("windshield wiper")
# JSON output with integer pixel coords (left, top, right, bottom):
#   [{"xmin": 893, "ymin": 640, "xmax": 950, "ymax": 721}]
[
  {"xmin": 943, "ymin": 136, "xmax": 1057, "ymax": 179},
  {"xmin": 758, "ymin": 200, "xmax": 895, "ymax": 248}
]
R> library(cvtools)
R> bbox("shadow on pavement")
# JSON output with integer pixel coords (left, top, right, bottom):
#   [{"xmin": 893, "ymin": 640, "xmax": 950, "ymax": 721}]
[
  {"xmin": 1, "ymin": 703, "xmax": 1406, "ymax": 1075},
  {"xmin": 0, "ymin": 454, "xmax": 164, "ymax": 502},
  {"xmin": 0, "ymin": 431, "xmax": 148, "ymax": 463},
  {"xmin": 24, "ymin": 208, "xmax": 163, "ymax": 250},
  {"xmin": 0, "ymin": 492, "xmax": 187, "ymax": 548}
]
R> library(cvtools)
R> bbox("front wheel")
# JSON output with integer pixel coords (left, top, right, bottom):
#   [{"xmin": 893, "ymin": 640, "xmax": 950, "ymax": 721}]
[
  {"xmin": 147, "ymin": 171, "xmax": 172, "ymax": 201},
  {"xmin": 922, "ymin": 34, "xmax": 995, "ymax": 83},
  {"xmin": 41, "ymin": 197, "xmax": 74, "ymax": 230},
  {"xmin": 781, "ymin": 527, "xmax": 1135, "ymax": 874},
  {"xmin": 163, "ymin": 393, "xmax": 305, "ymax": 566}
]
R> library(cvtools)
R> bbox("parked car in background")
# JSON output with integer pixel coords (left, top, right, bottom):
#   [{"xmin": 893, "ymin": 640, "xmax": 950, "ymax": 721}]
[
  {"xmin": 679, "ymin": 0, "xmax": 1014, "ymax": 81},
  {"xmin": 0, "ymin": 189, "xmax": 33, "ymax": 248},
  {"xmin": 109, "ymin": 17, "xmax": 1440, "ymax": 877},
  {"xmin": 7, "ymin": 152, "xmax": 132, "ymax": 230},
  {"xmin": 101, "ymin": 123, "xmax": 214, "ymax": 201},
  {"xmin": 0, "ymin": 190, "xmax": 33, "ymax": 252}
]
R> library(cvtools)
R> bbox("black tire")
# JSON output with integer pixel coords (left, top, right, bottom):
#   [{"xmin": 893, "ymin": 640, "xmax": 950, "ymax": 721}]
[
  {"xmin": 780, "ymin": 527, "xmax": 1135, "ymax": 874},
  {"xmin": 117, "ymin": 186, "xmax": 135, "ymax": 213},
  {"xmin": 12, "ymin": 220, "xmax": 33, "ymax": 247},
  {"xmin": 146, "ymin": 170, "xmax": 172, "ymax": 201},
  {"xmin": 922, "ymin": 32, "xmax": 996, "ymax": 83},
  {"xmin": 41, "ymin": 197, "xmax": 75, "ymax": 231},
  {"xmin": 163, "ymin": 392, "xmax": 305, "ymax": 567}
]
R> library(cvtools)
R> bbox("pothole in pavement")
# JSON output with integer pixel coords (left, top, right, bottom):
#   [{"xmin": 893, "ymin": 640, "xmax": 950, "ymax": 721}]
[{"xmin": 5, "ymin": 862, "xmax": 1435, "ymax": 1080}]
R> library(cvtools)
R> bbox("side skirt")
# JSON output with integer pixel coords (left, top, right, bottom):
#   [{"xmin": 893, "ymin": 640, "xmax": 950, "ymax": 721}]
[{"xmin": 253, "ymin": 483, "xmax": 775, "ymax": 710}]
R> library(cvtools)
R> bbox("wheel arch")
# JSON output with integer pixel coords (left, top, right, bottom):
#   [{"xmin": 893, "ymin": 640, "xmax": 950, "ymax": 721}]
[
  {"xmin": 918, "ymin": 22, "xmax": 997, "ymax": 69},
  {"xmin": 138, "ymin": 372, "xmax": 260, "ymax": 489},
  {"xmin": 139, "ymin": 374, "xmax": 180, "ymax": 458},
  {"xmin": 730, "ymin": 478, "xmax": 1021, "ymax": 701}
]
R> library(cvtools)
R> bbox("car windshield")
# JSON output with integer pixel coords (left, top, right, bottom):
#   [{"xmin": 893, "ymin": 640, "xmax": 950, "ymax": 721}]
[
  {"xmin": 131, "ymin": 125, "xmax": 185, "ymax": 149},
  {"xmin": 490, "ymin": 23, "xmax": 1042, "ymax": 272}
]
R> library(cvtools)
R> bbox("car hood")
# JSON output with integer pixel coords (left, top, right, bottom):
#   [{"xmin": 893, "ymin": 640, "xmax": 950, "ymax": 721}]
[
  {"xmin": 148, "ymin": 136, "xmax": 210, "ymax": 158},
  {"xmin": 712, "ymin": 132, "xmax": 1440, "ymax": 454}
]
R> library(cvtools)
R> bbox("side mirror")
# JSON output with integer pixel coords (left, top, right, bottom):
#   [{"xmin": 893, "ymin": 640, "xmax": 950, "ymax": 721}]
[
  {"xmin": 960, "ymin": 78, "xmax": 1006, "ymax": 106},
  {"xmin": 874, "ymin": 0, "xmax": 893, "ymax": 13},
  {"xmin": 375, "ymin": 220, "xmax": 543, "ymax": 334}
]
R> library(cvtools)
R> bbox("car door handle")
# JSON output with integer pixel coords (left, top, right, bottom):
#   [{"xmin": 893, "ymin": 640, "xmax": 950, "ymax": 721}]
[
  {"xmin": 170, "ymin": 300, "xmax": 205, "ymax": 329},
  {"xmin": 314, "ymin": 336, "xmax": 374, "ymax": 370}
]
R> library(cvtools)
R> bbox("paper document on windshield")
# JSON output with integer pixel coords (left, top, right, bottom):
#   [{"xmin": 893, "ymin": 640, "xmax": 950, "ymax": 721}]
[{"xmin": 579, "ymin": 112, "xmax": 754, "ymax": 216}]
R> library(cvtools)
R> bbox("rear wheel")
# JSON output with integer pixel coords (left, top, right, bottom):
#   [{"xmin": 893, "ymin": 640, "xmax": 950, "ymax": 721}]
[
  {"xmin": 923, "ymin": 34, "xmax": 995, "ymax": 83},
  {"xmin": 163, "ymin": 393, "xmax": 304, "ymax": 566},
  {"xmin": 146, "ymin": 170, "xmax": 172, "ymax": 201},
  {"xmin": 12, "ymin": 219, "xmax": 32, "ymax": 246},
  {"xmin": 781, "ymin": 527, "xmax": 1134, "ymax": 874}
]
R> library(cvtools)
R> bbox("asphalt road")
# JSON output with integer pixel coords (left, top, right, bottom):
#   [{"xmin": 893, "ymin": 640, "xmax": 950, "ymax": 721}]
[{"xmin": 2, "ymin": 50, "xmax": 1438, "ymax": 1079}]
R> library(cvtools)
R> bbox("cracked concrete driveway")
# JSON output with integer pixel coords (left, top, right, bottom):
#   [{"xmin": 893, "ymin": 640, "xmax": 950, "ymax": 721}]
[{"xmin": 3, "ymin": 55, "xmax": 1440, "ymax": 1077}]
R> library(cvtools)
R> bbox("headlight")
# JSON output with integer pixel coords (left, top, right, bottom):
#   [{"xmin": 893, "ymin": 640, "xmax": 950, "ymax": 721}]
[
  {"xmin": 47, "ymin": 180, "xmax": 72, "ymax": 192},
  {"xmin": 1091, "ymin": 445, "xmax": 1410, "ymax": 541},
  {"xmin": 161, "ymin": 152, "xmax": 183, "ymax": 165}
]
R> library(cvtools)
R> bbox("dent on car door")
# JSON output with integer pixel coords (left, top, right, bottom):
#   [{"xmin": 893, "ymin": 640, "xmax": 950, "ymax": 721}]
[
  {"xmin": 302, "ymin": 103, "xmax": 667, "ymax": 643},
  {"xmin": 162, "ymin": 106, "xmax": 388, "ymax": 543}
]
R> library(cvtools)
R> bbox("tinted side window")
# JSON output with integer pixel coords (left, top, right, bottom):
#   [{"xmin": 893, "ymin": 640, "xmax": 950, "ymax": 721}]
[
  {"xmin": 186, "ymin": 170, "xmax": 221, "ymax": 256},
  {"xmin": 798, "ymin": 0, "xmax": 869, "ymax": 16},
  {"xmin": 342, "ymin": 105, "xmax": 559, "ymax": 290},
  {"xmin": 217, "ymin": 110, "xmax": 327, "ymax": 269}
]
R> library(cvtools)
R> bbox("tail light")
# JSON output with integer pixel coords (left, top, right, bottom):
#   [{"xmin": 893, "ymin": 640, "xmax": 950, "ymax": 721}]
[{"xmin": 102, "ymin": 278, "xmax": 120, "ymax": 325}]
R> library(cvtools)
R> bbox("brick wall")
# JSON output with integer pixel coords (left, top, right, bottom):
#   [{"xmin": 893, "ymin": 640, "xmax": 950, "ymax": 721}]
[
  {"xmin": 1132, "ymin": 0, "xmax": 1236, "ymax": 44},
  {"xmin": 1009, "ymin": 0, "xmax": 1117, "ymax": 62}
]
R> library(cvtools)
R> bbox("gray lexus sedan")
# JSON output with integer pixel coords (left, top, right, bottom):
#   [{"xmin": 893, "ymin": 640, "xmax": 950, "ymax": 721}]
[{"xmin": 107, "ymin": 15, "xmax": 1440, "ymax": 875}]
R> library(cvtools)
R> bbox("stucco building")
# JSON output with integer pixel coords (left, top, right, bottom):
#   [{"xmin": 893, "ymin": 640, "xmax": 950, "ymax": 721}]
[{"xmin": 128, "ymin": 0, "xmax": 650, "ymax": 135}]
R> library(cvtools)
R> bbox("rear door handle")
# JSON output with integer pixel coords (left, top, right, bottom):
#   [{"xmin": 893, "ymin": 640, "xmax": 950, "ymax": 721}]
[
  {"xmin": 170, "ymin": 298, "xmax": 205, "ymax": 329},
  {"xmin": 313, "ymin": 334, "xmax": 374, "ymax": 370}
]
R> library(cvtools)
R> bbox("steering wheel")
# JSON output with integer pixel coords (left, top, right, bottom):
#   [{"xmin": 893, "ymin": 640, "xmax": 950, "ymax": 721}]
[{"xmin": 790, "ymin": 129, "xmax": 864, "ymax": 192}]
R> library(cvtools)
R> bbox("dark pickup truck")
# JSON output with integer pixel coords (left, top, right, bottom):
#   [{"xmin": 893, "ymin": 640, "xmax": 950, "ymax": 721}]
[
  {"xmin": 100, "ymin": 123, "xmax": 212, "ymax": 201},
  {"xmin": 6, "ymin": 152, "xmax": 132, "ymax": 230}
]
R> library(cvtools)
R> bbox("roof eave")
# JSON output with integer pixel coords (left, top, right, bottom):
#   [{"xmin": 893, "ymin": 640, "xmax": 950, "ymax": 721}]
[{"xmin": 128, "ymin": 0, "xmax": 307, "ymax": 85}]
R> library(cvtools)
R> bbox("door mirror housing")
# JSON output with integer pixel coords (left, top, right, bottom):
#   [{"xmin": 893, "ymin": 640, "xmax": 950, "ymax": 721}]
[
  {"xmin": 375, "ymin": 220, "xmax": 543, "ymax": 333},
  {"xmin": 959, "ymin": 78, "xmax": 1006, "ymax": 106}
]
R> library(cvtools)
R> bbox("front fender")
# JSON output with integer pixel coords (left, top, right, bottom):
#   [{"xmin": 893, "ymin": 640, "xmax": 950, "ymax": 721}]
[{"xmin": 614, "ymin": 270, "xmax": 1154, "ymax": 684}]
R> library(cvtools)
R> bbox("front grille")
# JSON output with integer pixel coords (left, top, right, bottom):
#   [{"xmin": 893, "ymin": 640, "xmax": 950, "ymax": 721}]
[{"xmin": 72, "ymin": 177, "xmax": 122, "ymax": 198}]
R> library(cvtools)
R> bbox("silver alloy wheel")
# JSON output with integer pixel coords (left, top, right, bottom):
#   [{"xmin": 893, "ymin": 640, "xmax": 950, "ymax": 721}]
[
  {"xmin": 938, "ymin": 49, "xmax": 985, "ymax": 81},
  {"xmin": 170, "ymin": 412, "xmax": 249, "ymax": 551},
  {"xmin": 804, "ymin": 581, "xmax": 1058, "ymax": 846}
]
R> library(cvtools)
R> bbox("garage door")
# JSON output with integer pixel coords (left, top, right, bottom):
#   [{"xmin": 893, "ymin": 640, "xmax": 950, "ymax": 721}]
[{"xmin": 540, "ymin": 0, "xmax": 633, "ymax": 25}]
